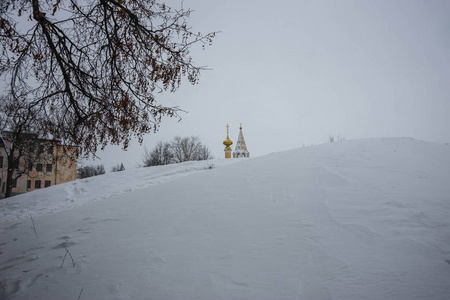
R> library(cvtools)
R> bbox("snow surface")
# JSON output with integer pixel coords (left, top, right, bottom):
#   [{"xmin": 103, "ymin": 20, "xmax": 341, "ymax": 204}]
[{"xmin": 1, "ymin": 138, "xmax": 449, "ymax": 300}]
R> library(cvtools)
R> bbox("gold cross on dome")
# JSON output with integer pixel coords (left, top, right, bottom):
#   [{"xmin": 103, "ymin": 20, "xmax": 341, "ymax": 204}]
[{"xmin": 226, "ymin": 124, "xmax": 230, "ymax": 133}]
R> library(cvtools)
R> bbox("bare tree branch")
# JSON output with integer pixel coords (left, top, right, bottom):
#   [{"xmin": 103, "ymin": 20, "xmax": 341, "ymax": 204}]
[{"xmin": 1, "ymin": 0, "xmax": 216, "ymax": 157}]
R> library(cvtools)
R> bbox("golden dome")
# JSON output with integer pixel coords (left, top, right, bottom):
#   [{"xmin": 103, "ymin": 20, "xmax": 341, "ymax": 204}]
[
  {"xmin": 223, "ymin": 138, "xmax": 233, "ymax": 146},
  {"xmin": 223, "ymin": 124, "xmax": 233, "ymax": 150}
]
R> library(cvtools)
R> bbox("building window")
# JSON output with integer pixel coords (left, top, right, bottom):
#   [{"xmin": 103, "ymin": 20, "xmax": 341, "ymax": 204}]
[
  {"xmin": 45, "ymin": 180, "xmax": 51, "ymax": 188},
  {"xmin": 28, "ymin": 161, "xmax": 33, "ymax": 171},
  {"xmin": 36, "ymin": 163, "xmax": 43, "ymax": 172},
  {"xmin": 12, "ymin": 178, "xmax": 17, "ymax": 188},
  {"xmin": 27, "ymin": 180, "xmax": 31, "ymax": 189},
  {"xmin": 0, "ymin": 156, "xmax": 3, "ymax": 167},
  {"xmin": 35, "ymin": 180, "xmax": 41, "ymax": 189},
  {"xmin": 47, "ymin": 146, "xmax": 54, "ymax": 155},
  {"xmin": 38, "ymin": 144, "xmax": 44, "ymax": 154},
  {"xmin": 46, "ymin": 164, "xmax": 52, "ymax": 172}
]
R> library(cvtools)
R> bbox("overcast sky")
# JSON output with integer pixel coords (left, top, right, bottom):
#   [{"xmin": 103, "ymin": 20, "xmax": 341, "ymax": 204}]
[{"xmin": 87, "ymin": 0, "xmax": 450, "ymax": 170}]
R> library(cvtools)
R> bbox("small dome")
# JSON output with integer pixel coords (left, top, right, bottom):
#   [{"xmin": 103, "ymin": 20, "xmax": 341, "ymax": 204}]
[{"xmin": 223, "ymin": 138, "xmax": 233, "ymax": 146}]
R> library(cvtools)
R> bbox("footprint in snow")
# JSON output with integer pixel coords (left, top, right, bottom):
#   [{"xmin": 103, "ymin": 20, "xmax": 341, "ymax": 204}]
[{"xmin": 0, "ymin": 274, "xmax": 44, "ymax": 296}]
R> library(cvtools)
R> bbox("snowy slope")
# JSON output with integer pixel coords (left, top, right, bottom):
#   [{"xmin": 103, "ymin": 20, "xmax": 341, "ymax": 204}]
[
  {"xmin": 1, "ymin": 138, "xmax": 449, "ymax": 300},
  {"xmin": 0, "ymin": 159, "xmax": 237, "ymax": 224}
]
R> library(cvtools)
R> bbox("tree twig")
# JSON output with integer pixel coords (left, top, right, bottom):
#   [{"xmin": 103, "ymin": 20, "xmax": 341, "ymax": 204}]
[
  {"xmin": 30, "ymin": 214, "xmax": 38, "ymax": 239},
  {"xmin": 77, "ymin": 287, "xmax": 84, "ymax": 300},
  {"xmin": 61, "ymin": 246, "xmax": 75, "ymax": 267}
]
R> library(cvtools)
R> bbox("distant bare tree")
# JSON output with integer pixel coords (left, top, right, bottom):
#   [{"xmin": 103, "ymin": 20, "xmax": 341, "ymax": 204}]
[
  {"xmin": 77, "ymin": 164, "xmax": 105, "ymax": 179},
  {"xmin": 197, "ymin": 145, "xmax": 213, "ymax": 161},
  {"xmin": 141, "ymin": 136, "xmax": 212, "ymax": 167},
  {"xmin": 142, "ymin": 141, "xmax": 173, "ymax": 167},
  {"xmin": 111, "ymin": 163, "xmax": 125, "ymax": 172},
  {"xmin": 171, "ymin": 136, "xmax": 200, "ymax": 163},
  {"xmin": 141, "ymin": 146, "xmax": 153, "ymax": 167},
  {"xmin": 328, "ymin": 135, "xmax": 346, "ymax": 143}
]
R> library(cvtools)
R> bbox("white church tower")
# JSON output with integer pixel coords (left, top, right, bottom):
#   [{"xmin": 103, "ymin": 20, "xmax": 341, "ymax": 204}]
[{"xmin": 233, "ymin": 124, "xmax": 250, "ymax": 158}]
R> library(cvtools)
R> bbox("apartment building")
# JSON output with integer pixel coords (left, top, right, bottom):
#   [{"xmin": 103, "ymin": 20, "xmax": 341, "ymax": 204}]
[{"xmin": 0, "ymin": 135, "xmax": 77, "ymax": 197}]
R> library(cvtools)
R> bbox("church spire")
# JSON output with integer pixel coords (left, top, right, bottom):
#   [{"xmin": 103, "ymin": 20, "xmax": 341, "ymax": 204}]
[
  {"xmin": 223, "ymin": 124, "xmax": 233, "ymax": 159},
  {"xmin": 233, "ymin": 124, "xmax": 250, "ymax": 158}
]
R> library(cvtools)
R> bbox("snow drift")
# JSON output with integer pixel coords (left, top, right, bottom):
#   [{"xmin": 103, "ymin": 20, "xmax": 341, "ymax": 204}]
[{"xmin": 1, "ymin": 138, "xmax": 449, "ymax": 299}]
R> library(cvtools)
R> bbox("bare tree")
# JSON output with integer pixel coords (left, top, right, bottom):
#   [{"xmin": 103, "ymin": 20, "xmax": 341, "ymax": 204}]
[
  {"xmin": 171, "ymin": 136, "xmax": 213, "ymax": 163},
  {"xmin": 141, "ymin": 141, "xmax": 173, "ymax": 167},
  {"xmin": 77, "ymin": 164, "xmax": 105, "ymax": 178},
  {"xmin": 111, "ymin": 163, "xmax": 125, "ymax": 172},
  {"xmin": 171, "ymin": 136, "xmax": 200, "ymax": 163},
  {"xmin": 197, "ymin": 145, "xmax": 213, "ymax": 161},
  {"xmin": 0, "ymin": 95, "xmax": 53, "ymax": 198},
  {"xmin": 141, "ymin": 146, "xmax": 153, "ymax": 167},
  {"xmin": 142, "ymin": 136, "xmax": 212, "ymax": 167},
  {"xmin": 328, "ymin": 135, "xmax": 346, "ymax": 143},
  {"xmin": 0, "ymin": 0, "xmax": 216, "ymax": 157}
]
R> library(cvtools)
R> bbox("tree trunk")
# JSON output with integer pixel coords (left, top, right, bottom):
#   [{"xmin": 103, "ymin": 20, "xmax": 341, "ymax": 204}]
[
  {"xmin": 5, "ymin": 167, "xmax": 13, "ymax": 198},
  {"xmin": 5, "ymin": 147, "xmax": 16, "ymax": 198}
]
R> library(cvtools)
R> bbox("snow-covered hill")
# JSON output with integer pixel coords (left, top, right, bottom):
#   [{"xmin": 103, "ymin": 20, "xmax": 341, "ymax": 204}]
[{"xmin": 1, "ymin": 138, "xmax": 449, "ymax": 300}]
